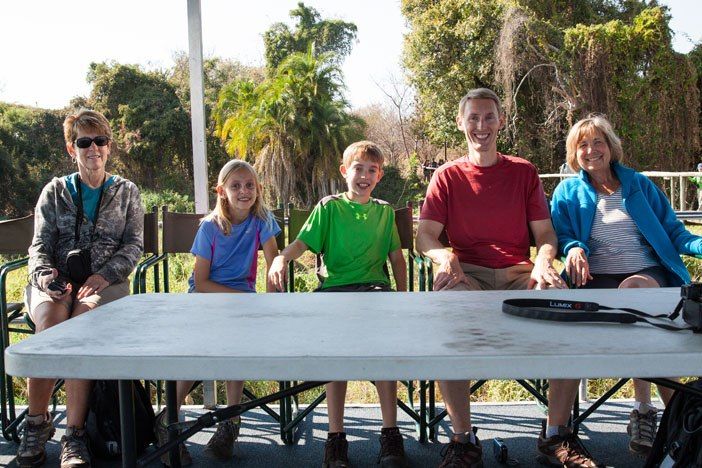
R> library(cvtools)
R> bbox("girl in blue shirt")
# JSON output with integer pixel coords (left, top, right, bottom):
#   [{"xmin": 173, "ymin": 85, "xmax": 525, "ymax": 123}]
[{"xmin": 155, "ymin": 159, "xmax": 280, "ymax": 465}]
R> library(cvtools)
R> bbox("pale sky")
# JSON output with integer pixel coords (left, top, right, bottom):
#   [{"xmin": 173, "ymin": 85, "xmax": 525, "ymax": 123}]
[{"xmin": 0, "ymin": 0, "xmax": 698, "ymax": 111}]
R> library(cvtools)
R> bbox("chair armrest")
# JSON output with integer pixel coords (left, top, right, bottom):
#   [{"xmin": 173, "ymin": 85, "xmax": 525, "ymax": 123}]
[{"xmin": 132, "ymin": 253, "xmax": 168, "ymax": 294}]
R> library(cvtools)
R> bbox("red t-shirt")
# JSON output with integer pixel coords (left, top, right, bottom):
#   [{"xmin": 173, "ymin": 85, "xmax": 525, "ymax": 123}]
[{"xmin": 420, "ymin": 154, "xmax": 549, "ymax": 268}]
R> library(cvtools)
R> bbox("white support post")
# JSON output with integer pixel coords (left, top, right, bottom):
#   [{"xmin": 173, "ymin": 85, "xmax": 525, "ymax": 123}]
[
  {"xmin": 202, "ymin": 380, "xmax": 217, "ymax": 409},
  {"xmin": 187, "ymin": 0, "xmax": 209, "ymax": 214},
  {"xmin": 680, "ymin": 176, "xmax": 687, "ymax": 211},
  {"xmin": 579, "ymin": 379, "xmax": 589, "ymax": 402}
]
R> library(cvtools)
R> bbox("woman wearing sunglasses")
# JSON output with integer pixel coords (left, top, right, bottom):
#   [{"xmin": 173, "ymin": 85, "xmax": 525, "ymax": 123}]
[{"xmin": 19, "ymin": 109, "xmax": 144, "ymax": 468}]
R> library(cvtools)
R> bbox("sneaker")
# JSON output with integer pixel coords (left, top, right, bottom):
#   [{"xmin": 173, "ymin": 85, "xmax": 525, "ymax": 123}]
[
  {"xmin": 377, "ymin": 427, "xmax": 409, "ymax": 467},
  {"xmin": 17, "ymin": 413, "xmax": 55, "ymax": 468},
  {"xmin": 59, "ymin": 426, "xmax": 90, "ymax": 468},
  {"xmin": 537, "ymin": 425, "xmax": 603, "ymax": 467},
  {"xmin": 438, "ymin": 436, "xmax": 483, "ymax": 468},
  {"xmin": 204, "ymin": 417, "xmax": 241, "ymax": 460},
  {"xmin": 323, "ymin": 432, "xmax": 349, "ymax": 468},
  {"xmin": 627, "ymin": 408, "xmax": 658, "ymax": 456},
  {"xmin": 154, "ymin": 408, "xmax": 192, "ymax": 467}
]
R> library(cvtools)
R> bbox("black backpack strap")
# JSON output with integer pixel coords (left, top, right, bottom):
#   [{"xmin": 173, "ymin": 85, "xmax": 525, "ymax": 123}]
[{"xmin": 502, "ymin": 298, "xmax": 693, "ymax": 332}]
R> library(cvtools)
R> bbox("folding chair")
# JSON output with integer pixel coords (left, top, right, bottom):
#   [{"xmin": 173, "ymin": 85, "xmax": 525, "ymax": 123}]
[
  {"xmin": 414, "ymin": 205, "xmax": 551, "ymax": 441},
  {"xmin": 0, "ymin": 214, "xmax": 35, "ymax": 441},
  {"xmin": 152, "ymin": 207, "xmax": 294, "ymax": 442},
  {"xmin": 281, "ymin": 202, "xmax": 428, "ymax": 441},
  {"xmin": 132, "ymin": 206, "xmax": 161, "ymax": 294}
]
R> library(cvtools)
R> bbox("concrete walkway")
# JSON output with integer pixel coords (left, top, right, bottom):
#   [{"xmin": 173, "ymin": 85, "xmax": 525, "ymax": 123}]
[{"xmin": 0, "ymin": 400, "xmax": 652, "ymax": 467}]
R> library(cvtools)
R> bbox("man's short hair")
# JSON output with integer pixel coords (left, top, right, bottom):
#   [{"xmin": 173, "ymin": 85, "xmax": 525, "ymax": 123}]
[
  {"xmin": 457, "ymin": 88, "xmax": 503, "ymax": 118},
  {"xmin": 342, "ymin": 140, "xmax": 384, "ymax": 167},
  {"xmin": 565, "ymin": 115, "xmax": 623, "ymax": 173},
  {"xmin": 63, "ymin": 109, "xmax": 112, "ymax": 146}
]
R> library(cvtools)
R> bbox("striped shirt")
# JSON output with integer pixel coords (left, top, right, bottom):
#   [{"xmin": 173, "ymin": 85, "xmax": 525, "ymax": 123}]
[{"xmin": 587, "ymin": 188, "xmax": 659, "ymax": 274}]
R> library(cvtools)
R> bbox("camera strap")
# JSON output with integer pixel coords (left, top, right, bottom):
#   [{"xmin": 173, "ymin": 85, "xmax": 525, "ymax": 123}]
[
  {"xmin": 502, "ymin": 298, "xmax": 693, "ymax": 332},
  {"xmin": 73, "ymin": 173, "xmax": 106, "ymax": 246}
]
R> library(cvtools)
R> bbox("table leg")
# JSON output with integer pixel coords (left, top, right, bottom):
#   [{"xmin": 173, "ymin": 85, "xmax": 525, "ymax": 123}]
[
  {"xmin": 118, "ymin": 380, "xmax": 136, "ymax": 468},
  {"xmin": 166, "ymin": 380, "xmax": 181, "ymax": 468}
]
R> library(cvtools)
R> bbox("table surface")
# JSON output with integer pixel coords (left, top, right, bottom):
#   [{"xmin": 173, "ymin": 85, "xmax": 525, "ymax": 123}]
[{"xmin": 6, "ymin": 288, "xmax": 701, "ymax": 381}]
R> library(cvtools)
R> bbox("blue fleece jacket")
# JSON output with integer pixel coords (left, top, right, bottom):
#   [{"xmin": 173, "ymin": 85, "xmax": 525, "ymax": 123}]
[{"xmin": 550, "ymin": 163, "xmax": 702, "ymax": 286}]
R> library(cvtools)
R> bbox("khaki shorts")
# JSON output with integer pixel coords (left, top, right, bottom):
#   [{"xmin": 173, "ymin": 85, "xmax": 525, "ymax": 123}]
[
  {"xmin": 444, "ymin": 262, "xmax": 533, "ymax": 291},
  {"xmin": 25, "ymin": 281, "xmax": 130, "ymax": 317}
]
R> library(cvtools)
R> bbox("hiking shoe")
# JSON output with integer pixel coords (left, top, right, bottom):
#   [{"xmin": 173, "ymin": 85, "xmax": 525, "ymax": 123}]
[
  {"xmin": 537, "ymin": 425, "xmax": 604, "ymax": 467},
  {"xmin": 438, "ymin": 436, "xmax": 483, "ymax": 468},
  {"xmin": 204, "ymin": 417, "xmax": 241, "ymax": 460},
  {"xmin": 59, "ymin": 426, "xmax": 90, "ymax": 468},
  {"xmin": 154, "ymin": 408, "xmax": 192, "ymax": 467},
  {"xmin": 377, "ymin": 427, "xmax": 409, "ymax": 467},
  {"xmin": 323, "ymin": 432, "xmax": 349, "ymax": 467},
  {"xmin": 17, "ymin": 413, "xmax": 55, "ymax": 468},
  {"xmin": 627, "ymin": 408, "xmax": 658, "ymax": 456}
]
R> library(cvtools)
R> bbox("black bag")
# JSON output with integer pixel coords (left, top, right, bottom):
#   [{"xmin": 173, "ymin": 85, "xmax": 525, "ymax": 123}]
[
  {"xmin": 66, "ymin": 248, "xmax": 92, "ymax": 285},
  {"xmin": 85, "ymin": 380, "xmax": 156, "ymax": 459},
  {"xmin": 645, "ymin": 379, "xmax": 702, "ymax": 467}
]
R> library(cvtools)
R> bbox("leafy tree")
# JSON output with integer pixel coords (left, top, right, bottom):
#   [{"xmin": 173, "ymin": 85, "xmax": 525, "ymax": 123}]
[
  {"xmin": 168, "ymin": 52, "xmax": 265, "ymax": 187},
  {"xmin": 215, "ymin": 50, "xmax": 364, "ymax": 206},
  {"xmin": 86, "ymin": 62, "xmax": 191, "ymax": 191},
  {"xmin": 0, "ymin": 104, "xmax": 67, "ymax": 217},
  {"xmin": 402, "ymin": 0, "xmax": 700, "ymax": 174},
  {"xmin": 263, "ymin": 2, "xmax": 357, "ymax": 71}
]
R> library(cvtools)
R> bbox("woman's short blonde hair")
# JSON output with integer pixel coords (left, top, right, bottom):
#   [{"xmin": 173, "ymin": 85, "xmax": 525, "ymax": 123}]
[
  {"xmin": 63, "ymin": 109, "xmax": 112, "ymax": 145},
  {"xmin": 565, "ymin": 115, "xmax": 623, "ymax": 172}
]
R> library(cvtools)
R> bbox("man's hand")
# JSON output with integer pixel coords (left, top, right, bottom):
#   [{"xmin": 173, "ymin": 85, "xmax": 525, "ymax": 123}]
[
  {"xmin": 433, "ymin": 253, "xmax": 469, "ymax": 291},
  {"xmin": 564, "ymin": 247, "xmax": 591, "ymax": 287},
  {"xmin": 529, "ymin": 255, "xmax": 567, "ymax": 290},
  {"xmin": 268, "ymin": 255, "xmax": 288, "ymax": 292},
  {"xmin": 76, "ymin": 274, "xmax": 109, "ymax": 300}
]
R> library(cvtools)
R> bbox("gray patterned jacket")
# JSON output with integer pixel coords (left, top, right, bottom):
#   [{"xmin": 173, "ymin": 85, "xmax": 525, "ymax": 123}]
[{"xmin": 28, "ymin": 174, "xmax": 144, "ymax": 288}]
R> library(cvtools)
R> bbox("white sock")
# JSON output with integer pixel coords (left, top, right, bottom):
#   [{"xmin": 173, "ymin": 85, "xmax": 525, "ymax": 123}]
[
  {"xmin": 452, "ymin": 430, "xmax": 476, "ymax": 444},
  {"xmin": 546, "ymin": 425, "xmax": 570, "ymax": 438},
  {"xmin": 634, "ymin": 401, "xmax": 657, "ymax": 413}
]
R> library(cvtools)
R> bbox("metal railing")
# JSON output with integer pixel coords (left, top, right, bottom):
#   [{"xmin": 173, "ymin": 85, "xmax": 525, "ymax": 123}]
[{"xmin": 540, "ymin": 171, "xmax": 702, "ymax": 212}]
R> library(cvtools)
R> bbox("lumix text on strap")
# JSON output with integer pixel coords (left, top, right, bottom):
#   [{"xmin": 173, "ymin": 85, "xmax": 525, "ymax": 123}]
[{"xmin": 502, "ymin": 284, "xmax": 702, "ymax": 333}]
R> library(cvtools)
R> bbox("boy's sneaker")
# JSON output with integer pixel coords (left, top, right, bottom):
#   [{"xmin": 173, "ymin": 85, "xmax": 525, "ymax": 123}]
[
  {"xmin": 536, "ymin": 425, "xmax": 603, "ymax": 467},
  {"xmin": 377, "ymin": 427, "xmax": 409, "ymax": 467},
  {"xmin": 204, "ymin": 417, "xmax": 241, "ymax": 460},
  {"xmin": 59, "ymin": 426, "xmax": 90, "ymax": 468},
  {"xmin": 438, "ymin": 436, "xmax": 483, "ymax": 468},
  {"xmin": 17, "ymin": 413, "xmax": 55, "ymax": 468},
  {"xmin": 154, "ymin": 408, "xmax": 192, "ymax": 467},
  {"xmin": 627, "ymin": 408, "xmax": 658, "ymax": 456},
  {"xmin": 323, "ymin": 432, "xmax": 349, "ymax": 468}
]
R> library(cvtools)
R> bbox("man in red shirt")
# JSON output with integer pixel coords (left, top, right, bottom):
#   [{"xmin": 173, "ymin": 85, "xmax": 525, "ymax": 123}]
[{"xmin": 417, "ymin": 88, "xmax": 600, "ymax": 468}]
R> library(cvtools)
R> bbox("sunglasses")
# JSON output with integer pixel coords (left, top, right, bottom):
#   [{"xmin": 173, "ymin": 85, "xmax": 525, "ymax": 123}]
[{"xmin": 75, "ymin": 136, "xmax": 110, "ymax": 149}]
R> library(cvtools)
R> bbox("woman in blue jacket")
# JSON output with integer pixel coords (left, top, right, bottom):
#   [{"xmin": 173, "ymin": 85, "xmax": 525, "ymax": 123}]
[{"xmin": 550, "ymin": 114, "xmax": 702, "ymax": 458}]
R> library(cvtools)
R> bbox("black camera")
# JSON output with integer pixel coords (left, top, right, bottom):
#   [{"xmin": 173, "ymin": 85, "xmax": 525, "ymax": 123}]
[
  {"xmin": 47, "ymin": 279, "xmax": 68, "ymax": 295},
  {"xmin": 681, "ymin": 283, "xmax": 702, "ymax": 333},
  {"xmin": 66, "ymin": 248, "xmax": 92, "ymax": 285}
]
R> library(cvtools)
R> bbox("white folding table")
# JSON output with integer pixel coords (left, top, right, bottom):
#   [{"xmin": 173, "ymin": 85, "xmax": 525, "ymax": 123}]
[{"xmin": 5, "ymin": 288, "xmax": 702, "ymax": 467}]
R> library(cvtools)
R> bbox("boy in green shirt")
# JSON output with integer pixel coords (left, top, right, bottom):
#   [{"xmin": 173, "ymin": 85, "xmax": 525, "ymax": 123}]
[{"xmin": 269, "ymin": 141, "xmax": 408, "ymax": 467}]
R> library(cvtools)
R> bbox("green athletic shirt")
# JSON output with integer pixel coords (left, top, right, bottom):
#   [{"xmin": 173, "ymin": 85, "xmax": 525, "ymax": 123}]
[{"xmin": 297, "ymin": 193, "xmax": 401, "ymax": 289}]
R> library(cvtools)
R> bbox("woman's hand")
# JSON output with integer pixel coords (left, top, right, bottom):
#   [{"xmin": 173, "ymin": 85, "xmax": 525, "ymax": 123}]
[
  {"xmin": 76, "ymin": 274, "xmax": 109, "ymax": 299},
  {"xmin": 37, "ymin": 268, "xmax": 73, "ymax": 300},
  {"xmin": 565, "ymin": 247, "xmax": 592, "ymax": 287}
]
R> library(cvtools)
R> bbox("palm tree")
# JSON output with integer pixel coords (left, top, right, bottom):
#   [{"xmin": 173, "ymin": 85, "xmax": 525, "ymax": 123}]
[{"xmin": 215, "ymin": 49, "xmax": 364, "ymax": 207}]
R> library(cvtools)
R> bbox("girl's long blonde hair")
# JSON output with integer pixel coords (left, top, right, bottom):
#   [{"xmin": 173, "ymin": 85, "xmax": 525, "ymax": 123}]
[{"xmin": 202, "ymin": 159, "xmax": 272, "ymax": 235}]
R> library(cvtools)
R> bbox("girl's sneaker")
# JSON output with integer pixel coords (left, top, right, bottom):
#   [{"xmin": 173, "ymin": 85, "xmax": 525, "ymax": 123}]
[{"xmin": 204, "ymin": 417, "xmax": 241, "ymax": 460}]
